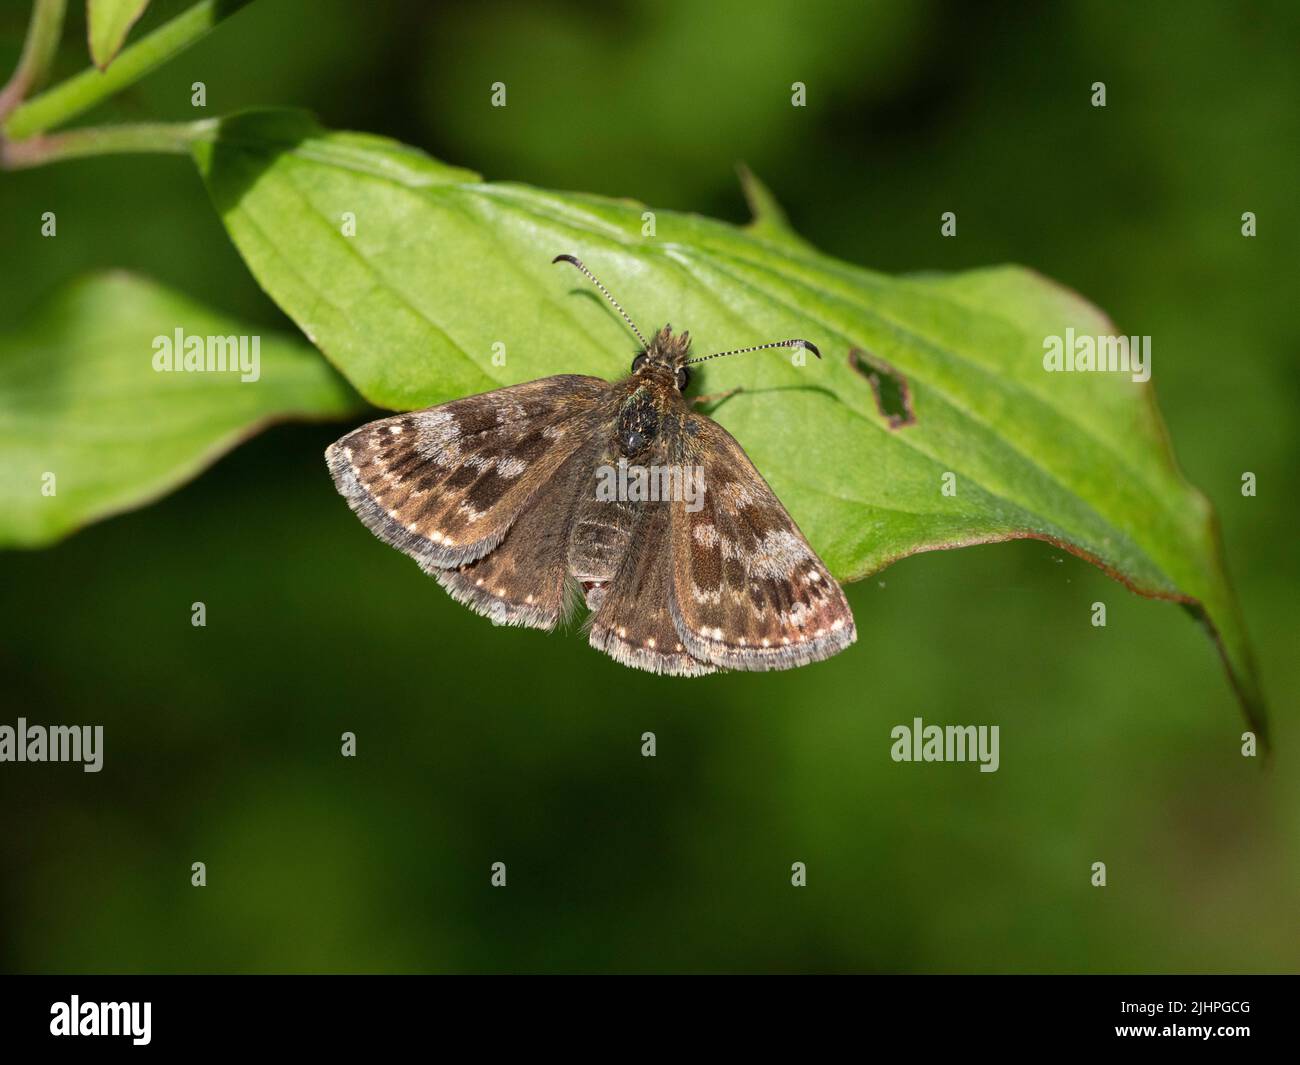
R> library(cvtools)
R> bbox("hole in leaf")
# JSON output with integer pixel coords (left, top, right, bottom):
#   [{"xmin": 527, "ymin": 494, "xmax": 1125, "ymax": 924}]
[{"xmin": 849, "ymin": 348, "xmax": 916, "ymax": 429}]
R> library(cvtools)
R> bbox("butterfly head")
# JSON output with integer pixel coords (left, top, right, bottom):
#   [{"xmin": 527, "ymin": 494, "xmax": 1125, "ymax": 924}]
[{"xmin": 632, "ymin": 324, "xmax": 693, "ymax": 392}]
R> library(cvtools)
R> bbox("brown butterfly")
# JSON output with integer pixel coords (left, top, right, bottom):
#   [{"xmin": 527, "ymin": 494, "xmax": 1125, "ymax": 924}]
[{"xmin": 325, "ymin": 254, "xmax": 856, "ymax": 675}]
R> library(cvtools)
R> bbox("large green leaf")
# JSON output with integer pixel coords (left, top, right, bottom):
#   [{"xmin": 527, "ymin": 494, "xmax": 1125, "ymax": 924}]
[
  {"xmin": 0, "ymin": 270, "xmax": 361, "ymax": 547},
  {"xmin": 87, "ymin": 0, "xmax": 151, "ymax": 71},
  {"xmin": 190, "ymin": 109, "xmax": 1265, "ymax": 734}
]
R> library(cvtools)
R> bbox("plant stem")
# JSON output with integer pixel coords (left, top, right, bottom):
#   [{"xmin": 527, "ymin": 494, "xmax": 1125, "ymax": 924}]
[
  {"xmin": 0, "ymin": 119, "xmax": 215, "ymax": 169},
  {"xmin": 0, "ymin": 0, "xmax": 68, "ymax": 121},
  {"xmin": 3, "ymin": 0, "xmax": 254, "ymax": 141}
]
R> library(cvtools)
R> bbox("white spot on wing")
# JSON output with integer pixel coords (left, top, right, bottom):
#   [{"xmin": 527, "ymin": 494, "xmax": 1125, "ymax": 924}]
[{"xmin": 749, "ymin": 529, "xmax": 812, "ymax": 579}]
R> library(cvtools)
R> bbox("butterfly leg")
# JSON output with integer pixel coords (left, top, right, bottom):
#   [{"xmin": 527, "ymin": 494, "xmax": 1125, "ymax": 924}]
[{"xmin": 688, "ymin": 387, "xmax": 743, "ymax": 410}]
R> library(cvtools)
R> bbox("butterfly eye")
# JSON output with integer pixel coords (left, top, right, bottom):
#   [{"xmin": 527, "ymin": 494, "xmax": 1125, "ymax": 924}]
[
  {"xmin": 675, "ymin": 366, "xmax": 691, "ymax": 392},
  {"xmin": 631, "ymin": 354, "xmax": 648, "ymax": 374}
]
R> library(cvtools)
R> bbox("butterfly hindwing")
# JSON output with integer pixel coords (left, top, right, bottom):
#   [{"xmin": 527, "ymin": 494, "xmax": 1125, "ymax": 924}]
[
  {"xmin": 434, "ymin": 431, "xmax": 606, "ymax": 630},
  {"xmin": 326, "ymin": 375, "xmax": 609, "ymax": 572},
  {"xmin": 587, "ymin": 500, "xmax": 717, "ymax": 676},
  {"xmin": 667, "ymin": 412, "xmax": 856, "ymax": 670}
]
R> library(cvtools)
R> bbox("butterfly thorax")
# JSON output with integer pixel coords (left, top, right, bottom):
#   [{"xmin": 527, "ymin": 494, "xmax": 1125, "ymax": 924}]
[{"xmin": 618, "ymin": 325, "xmax": 692, "ymax": 458}]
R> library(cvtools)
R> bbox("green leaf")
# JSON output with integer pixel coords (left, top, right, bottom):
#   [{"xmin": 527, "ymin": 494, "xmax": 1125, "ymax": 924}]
[
  {"xmin": 87, "ymin": 0, "xmax": 151, "ymax": 71},
  {"xmin": 736, "ymin": 162, "xmax": 815, "ymax": 253},
  {"xmin": 190, "ymin": 109, "xmax": 1266, "ymax": 735},
  {"xmin": 0, "ymin": 270, "xmax": 361, "ymax": 548}
]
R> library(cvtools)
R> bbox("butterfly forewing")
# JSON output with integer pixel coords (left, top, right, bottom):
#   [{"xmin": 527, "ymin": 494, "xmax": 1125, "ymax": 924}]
[
  {"xmin": 667, "ymin": 413, "xmax": 856, "ymax": 670},
  {"xmin": 326, "ymin": 375, "xmax": 608, "ymax": 572}
]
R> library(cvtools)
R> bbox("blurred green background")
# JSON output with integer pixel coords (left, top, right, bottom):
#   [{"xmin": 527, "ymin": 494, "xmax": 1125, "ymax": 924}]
[{"xmin": 1, "ymin": 0, "xmax": 1296, "ymax": 973}]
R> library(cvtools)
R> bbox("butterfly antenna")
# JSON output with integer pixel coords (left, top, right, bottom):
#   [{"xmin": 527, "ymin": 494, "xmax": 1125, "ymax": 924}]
[
  {"xmin": 684, "ymin": 338, "xmax": 821, "ymax": 366},
  {"xmin": 552, "ymin": 254, "xmax": 649, "ymax": 350}
]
